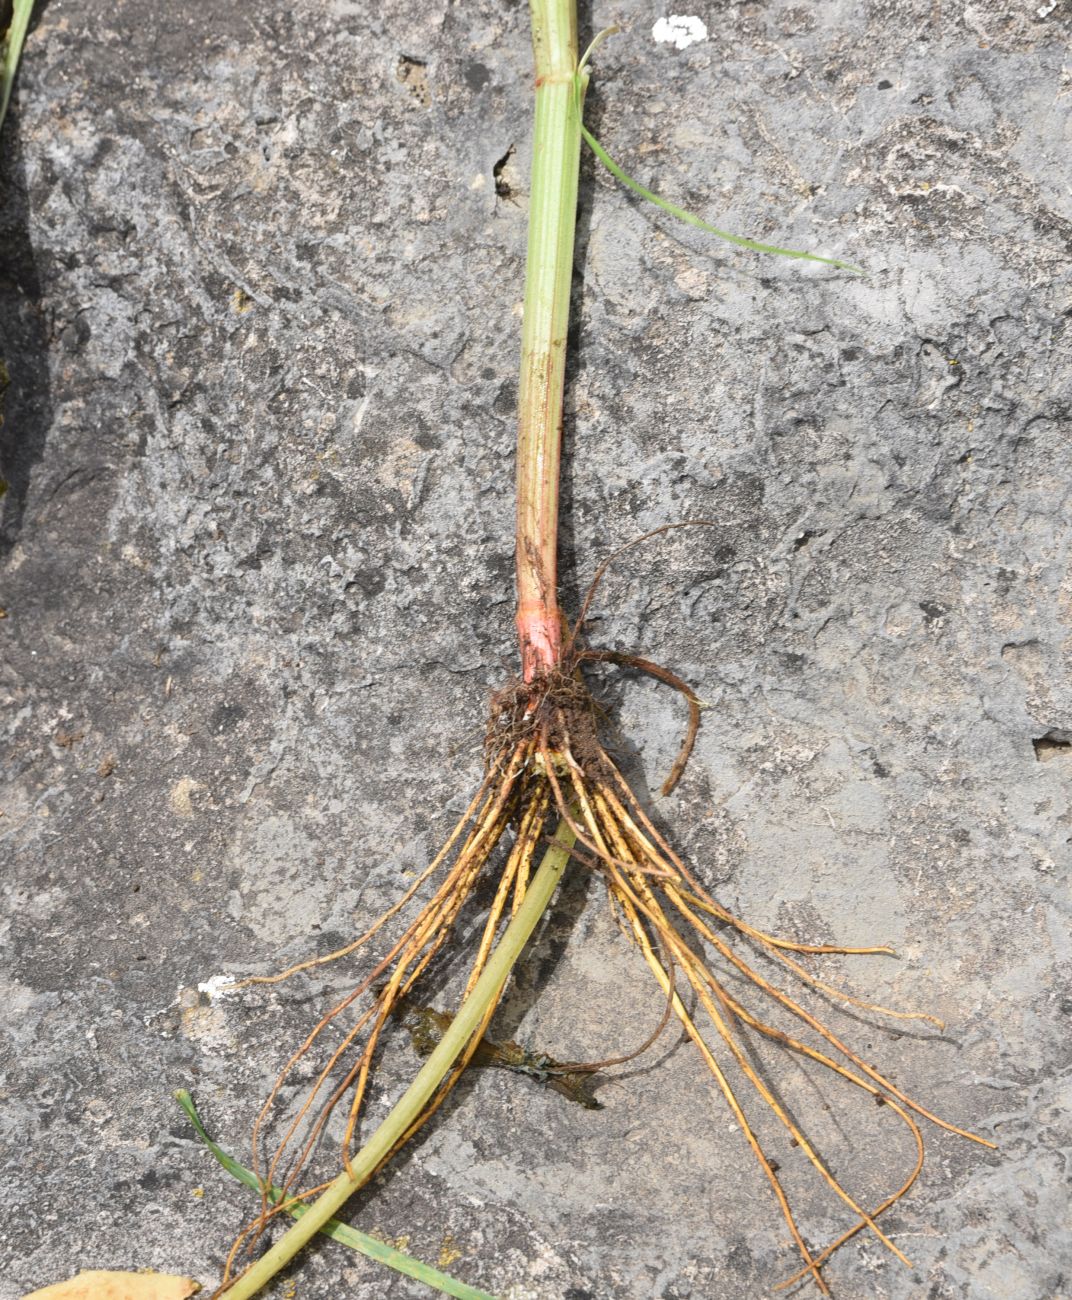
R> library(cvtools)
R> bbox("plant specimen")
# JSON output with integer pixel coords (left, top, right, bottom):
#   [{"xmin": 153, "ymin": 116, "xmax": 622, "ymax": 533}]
[{"xmin": 182, "ymin": 2, "xmax": 994, "ymax": 1297}]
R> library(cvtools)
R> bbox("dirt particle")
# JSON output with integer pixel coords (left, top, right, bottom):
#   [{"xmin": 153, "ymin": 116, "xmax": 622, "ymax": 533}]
[
  {"xmin": 396, "ymin": 55, "xmax": 431, "ymax": 108},
  {"xmin": 169, "ymin": 775, "xmax": 207, "ymax": 815},
  {"xmin": 494, "ymin": 144, "xmax": 520, "ymax": 202}
]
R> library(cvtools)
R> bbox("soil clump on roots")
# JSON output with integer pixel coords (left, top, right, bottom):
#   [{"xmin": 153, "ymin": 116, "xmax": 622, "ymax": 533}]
[{"xmin": 487, "ymin": 660, "xmax": 611, "ymax": 784}]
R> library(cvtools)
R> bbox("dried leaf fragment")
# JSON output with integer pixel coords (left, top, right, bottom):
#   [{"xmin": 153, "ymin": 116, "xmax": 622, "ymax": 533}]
[{"xmin": 21, "ymin": 1272, "xmax": 200, "ymax": 1300}]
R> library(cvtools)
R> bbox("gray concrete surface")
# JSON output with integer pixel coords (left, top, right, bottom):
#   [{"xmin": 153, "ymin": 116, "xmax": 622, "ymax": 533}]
[{"xmin": 2, "ymin": 0, "xmax": 1070, "ymax": 1297}]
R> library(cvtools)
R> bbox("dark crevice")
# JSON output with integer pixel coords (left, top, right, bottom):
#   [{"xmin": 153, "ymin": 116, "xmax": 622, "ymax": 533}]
[
  {"xmin": 792, "ymin": 528, "xmax": 824, "ymax": 551},
  {"xmin": 1032, "ymin": 731, "xmax": 1072, "ymax": 763},
  {"xmin": 1, "ymin": 106, "xmax": 54, "ymax": 557}
]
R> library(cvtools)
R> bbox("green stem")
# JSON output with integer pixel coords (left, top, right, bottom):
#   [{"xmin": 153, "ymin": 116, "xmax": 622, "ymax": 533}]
[
  {"xmin": 515, "ymin": 0, "xmax": 583, "ymax": 682},
  {"xmin": 220, "ymin": 821, "xmax": 576, "ymax": 1300},
  {"xmin": 1, "ymin": 0, "xmax": 36, "ymax": 134}
]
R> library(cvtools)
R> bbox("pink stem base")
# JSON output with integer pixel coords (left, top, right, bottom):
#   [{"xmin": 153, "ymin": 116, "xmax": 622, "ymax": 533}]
[{"xmin": 517, "ymin": 601, "xmax": 562, "ymax": 682}]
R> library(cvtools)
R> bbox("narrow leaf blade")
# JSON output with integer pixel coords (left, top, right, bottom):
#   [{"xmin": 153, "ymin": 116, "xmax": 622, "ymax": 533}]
[
  {"xmin": 580, "ymin": 122, "xmax": 862, "ymax": 273},
  {"xmin": 174, "ymin": 1091, "xmax": 498, "ymax": 1300},
  {"xmin": 1, "ymin": 0, "xmax": 36, "ymax": 134}
]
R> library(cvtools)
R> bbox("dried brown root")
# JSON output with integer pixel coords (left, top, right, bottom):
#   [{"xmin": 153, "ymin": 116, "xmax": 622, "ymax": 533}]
[{"xmin": 222, "ymin": 644, "xmax": 992, "ymax": 1296}]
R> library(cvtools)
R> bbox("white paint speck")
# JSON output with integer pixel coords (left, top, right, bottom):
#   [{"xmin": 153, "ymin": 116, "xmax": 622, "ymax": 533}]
[
  {"xmin": 652, "ymin": 15, "xmax": 708, "ymax": 50},
  {"xmin": 198, "ymin": 974, "xmax": 237, "ymax": 1000}
]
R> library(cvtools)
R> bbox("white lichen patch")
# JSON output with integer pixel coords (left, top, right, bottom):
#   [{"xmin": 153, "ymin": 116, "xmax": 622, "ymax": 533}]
[
  {"xmin": 197, "ymin": 973, "xmax": 238, "ymax": 1000},
  {"xmin": 176, "ymin": 985, "xmax": 234, "ymax": 1051},
  {"xmin": 652, "ymin": 14, "xmax": 708, "ymax": 50}
]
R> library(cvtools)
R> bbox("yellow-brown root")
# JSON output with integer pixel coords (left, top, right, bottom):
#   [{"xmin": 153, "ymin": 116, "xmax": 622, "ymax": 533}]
[{"xmin": 219, "ymin": 654, "xmax": 991, "ymax": 1297}]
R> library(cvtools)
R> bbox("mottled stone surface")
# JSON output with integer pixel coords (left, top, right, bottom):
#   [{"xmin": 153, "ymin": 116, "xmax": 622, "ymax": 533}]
[{"xmin": 2, "ymin": 1, "xmax": 1070, "ymax": 1298}]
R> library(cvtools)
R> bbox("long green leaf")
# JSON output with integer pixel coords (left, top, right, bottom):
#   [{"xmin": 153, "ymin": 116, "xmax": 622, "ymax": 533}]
[
  {"xmin": 580, "ymin": 119, "xmax": 862, "ymax": 273},
  {"xmin": 1, "ymin": 0, "xmax": 35, "ymax": 135},
  {"xmin": 174, "ymin": 1090, "xmax": 499, "ymax": 1300}
]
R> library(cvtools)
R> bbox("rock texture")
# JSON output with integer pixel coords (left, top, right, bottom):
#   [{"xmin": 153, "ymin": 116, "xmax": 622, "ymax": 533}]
[{"xmin": 2, "ymin": 1, "xmax": 1069, "ymax": 1297}]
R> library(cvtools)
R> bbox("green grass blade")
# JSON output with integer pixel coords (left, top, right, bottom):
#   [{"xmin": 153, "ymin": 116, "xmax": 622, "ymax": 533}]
[
  {"xmin": 577, "ymin": 24, "xmax": 620, "ymax": 76},
  {"xmin": 579, "ymin": 120, "xmax": 862, "ymax": 273},
  {"xmin": 1, "ymin": 0, "xmax": 35, "ymax": 135},
  {"xmin": 174, "ymin": 1090, "xmax": 499, "ymax": 1300}
]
